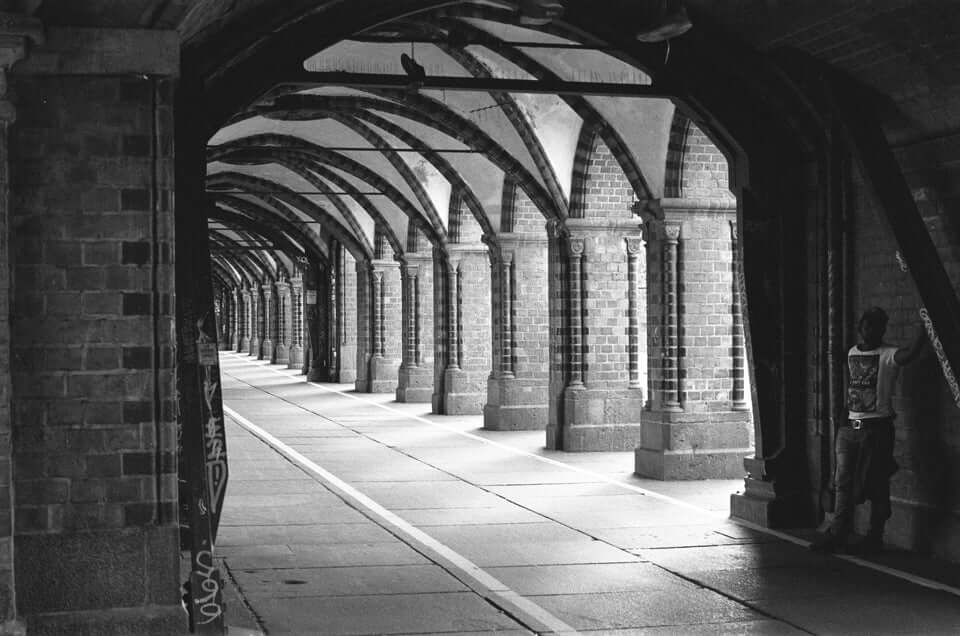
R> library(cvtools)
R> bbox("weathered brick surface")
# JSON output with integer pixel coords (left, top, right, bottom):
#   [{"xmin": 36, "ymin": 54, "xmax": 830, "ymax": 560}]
[
  {"xmin": 434, "ymin": 195, "xmax": 492, "ymax": 414},
  {"xmin": 845, "ymin": 158, "xmax": 960, "ymax": 554},
  {"xmin": 10, "ymin": 76, "xmax": 177, "ymax": 538},
  {"xmin": 356, "ymin": 259, "xmax": 401, "ymax": 393},
  {"xmin": 338, "ymin": 249, "xmax": 358, "ymax": 382},
  {"xmin": 549, "ymin": 137, "xmax": 646, "ymax": 450}
]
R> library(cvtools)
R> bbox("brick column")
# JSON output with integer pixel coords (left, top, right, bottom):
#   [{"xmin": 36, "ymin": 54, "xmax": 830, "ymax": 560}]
[
  {"xmin": 335, "ymin": 249, "xmax": 358, "ymax": 383},
  {"xmin": 0, "ymin": 16, "xmax": 41, "ymax": 634},
  {"xmin": 433, "ymin": 246, "xmax": 491, "ymax": 415},
  {"xmin": 230, "ymin": 288, "xmax": 241, "ymax": 353},
  {"xmin": 260, "ymin": 283, "xmax": 274, "ymax": 361},
  {"xmin": 636, "ymin": 201, "xmax": 752, "ymax": 479},
  {"xmin": 365, "ymin": 259, "xmax": 401, "ymax": 393},
  {"xmin": 730, "ymin": 221, "xmax": 749, "ymax": 411},
  {"xmin": 484, "ymin": 235, "xmax": 549, "ymax": 430},
  {"xmin": 305, "ymin": 260, "xmax": 328, "ymax": 382},
  {"xmin": 248, "ymin": 288, "xmax": 260, "ymax": 357},
  {"xmin": 549, "ymin": 220, "xmax": 646, "ymax": 451},
  {"xmin": 396, "ymin": 252, "xmax": 434, "ymax": 402},
  {"xmin": 9, "ymin": 27, "xmax": 184, "ymax": 633},
  {"xmin": 239, "ymin": 288, "xmax": 251, "ymax": 353},
  {"xmin": 274, "ymin": 280, "xmax": 291, "ymax": 365},
  {"xmin": 288, "ymin": 275, "xmax": 303, "ymax": 369}
]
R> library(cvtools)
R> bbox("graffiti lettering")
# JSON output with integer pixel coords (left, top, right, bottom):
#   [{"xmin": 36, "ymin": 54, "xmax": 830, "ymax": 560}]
[
  {"xmin": 192, "ymin": 550, "xmax": 224, "ymax": 625},
  {"xmin": 919, "ymin": 308, "xmax": 960, "ymax": 408},
  {"xmin": 896, "ymin": 251, "xmax": 960, "ymax": 408}
]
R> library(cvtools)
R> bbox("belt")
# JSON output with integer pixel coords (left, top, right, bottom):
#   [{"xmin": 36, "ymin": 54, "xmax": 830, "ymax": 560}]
[{"xmin": 845, "ymin": 417, "xmax": 892, "ymax": 430}]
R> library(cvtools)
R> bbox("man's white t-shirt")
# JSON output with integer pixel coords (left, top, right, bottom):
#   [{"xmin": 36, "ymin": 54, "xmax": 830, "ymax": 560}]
[{"xmin": 847, "ymin": 344, "xmax": 899, "ymax": 419}]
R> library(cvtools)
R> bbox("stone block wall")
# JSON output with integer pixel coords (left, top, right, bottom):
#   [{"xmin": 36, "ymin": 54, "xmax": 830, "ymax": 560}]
[{"xmin": 9, "ymin": 73, "xmax": 181, "ymax": 630}]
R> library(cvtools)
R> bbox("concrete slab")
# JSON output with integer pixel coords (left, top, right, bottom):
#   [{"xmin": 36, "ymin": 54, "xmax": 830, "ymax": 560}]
[
  {"xmin": 233, "ymin": 565, "xmax": 468, "ymax": 598},
  {"xmin": 484, "ymin": 563, "xmax": 698, "ymax": 595},
  {"xmin": 219, "ymin": 523, "xmax": 396, "ymax": 546},
  {"xmin": 639, "ymin": 542, "xmax": 826, "ymax": 573},
  {"xmin": 532, "ymin": 589, "xmax": 762, "ymax": 630},
  {"xmin": 399, "ymin": 506, "xmax": 548, "ymax": 526},
  {"xmin": 251, "ymin": 592, "xmax": 526, "ymax": 635},
  {"xmin": 225, "ymin": 542, "xmax": 431, "ymax": 570},
  {"xmin": 439, "ymin": 539, "xmax": 640, "ymax": 567},
  {"xmin": 752, "ymin": 588, "xmax": 960, "ymax": 634},
  {"xmin": 352, "ymin": 481, "xmax": 513, "ymax": 509}
]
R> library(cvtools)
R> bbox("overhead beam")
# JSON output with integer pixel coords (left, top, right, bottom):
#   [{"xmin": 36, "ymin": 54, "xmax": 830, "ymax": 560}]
[{"xmin": 277, "ymin": 71, "xmax": 668, "ymax": 98}]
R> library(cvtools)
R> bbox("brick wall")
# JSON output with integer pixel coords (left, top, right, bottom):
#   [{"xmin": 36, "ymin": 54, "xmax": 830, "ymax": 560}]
[
  {"xmin": 681, "ymin": 123, "xmax": 732, "ymax": 200},
  {"xmin": 676, "ymin": 211, "xmax": 737, "ymax": 411},
  {"xmin": 9, "ymin": 74, "xmax": 179, "ymax": 617},
  {"xmin": 848, "ymin": 158, "xmax": 960, "ymax": 557},
  {"xmin": 550, "ymin": 136, "xmax": 647, "ymax": 450},
  {"xmin": 434, "ymin": 192, "xmax": 491, "ymax": 413},
  {"xmin": 571, "ymin": 136, "xmax": 635, "ymax": 220}
]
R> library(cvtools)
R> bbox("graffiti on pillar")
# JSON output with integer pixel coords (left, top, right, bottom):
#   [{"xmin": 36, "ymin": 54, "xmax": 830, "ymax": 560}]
[
  {"xmin": 197, "ymin": 315, "xmax": 229, "ymax": 532},
  {"xmin": 191, "ymin": 548, "xmax": 224, "ymax": 626},
  {"xmin": 895, "ymin": 251, "xmax": 960, "ymax": 408}
]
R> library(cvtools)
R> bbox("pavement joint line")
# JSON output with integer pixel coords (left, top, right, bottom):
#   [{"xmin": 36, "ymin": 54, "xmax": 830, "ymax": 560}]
[
  {"xmin": 223, "ymin": 402, "xmax": 581, "ymax": 636},
  {"xmin": 221, "ymin": 354, "xmax": 960, "ymax": 600}
]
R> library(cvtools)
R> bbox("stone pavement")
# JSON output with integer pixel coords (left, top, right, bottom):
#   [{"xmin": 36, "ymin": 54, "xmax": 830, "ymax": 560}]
[{"xmin": 215, "ymin": 353, "xmax": 960, "ymax": 635}]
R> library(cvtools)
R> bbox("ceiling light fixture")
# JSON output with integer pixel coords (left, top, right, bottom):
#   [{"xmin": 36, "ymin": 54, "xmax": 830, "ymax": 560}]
[
  {"xmin": 636, "ymin": 0, "xmax": 692, "ymax": 42},
  {"xmin": 519, "ymin": 0, "xmax": 566, "ymax": 26}
]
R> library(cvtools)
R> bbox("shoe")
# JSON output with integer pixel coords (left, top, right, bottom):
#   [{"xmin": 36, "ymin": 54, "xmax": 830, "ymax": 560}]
[
  {"xmin": 809, "ymin": 532, "xmax": 847, "ymax": 553},
  {"xmin": 848, "ymin": 534, "xmax": 884, "ymax": 556}
]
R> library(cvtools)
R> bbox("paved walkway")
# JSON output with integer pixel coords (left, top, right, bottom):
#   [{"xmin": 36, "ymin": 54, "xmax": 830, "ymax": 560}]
[{"xmin": 216, "ymin": 353, "xmax": 960, "ymax": 635}]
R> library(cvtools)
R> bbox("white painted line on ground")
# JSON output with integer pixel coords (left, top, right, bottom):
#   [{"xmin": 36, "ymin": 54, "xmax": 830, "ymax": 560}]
[
  {"xmin": 221, "ymin": 352, "xmax": 721, "ymax": 518},
  {"xmin": 221, "ymin": 353, "xmax": 960, "ymax": 600},
  {"xmin": 223, "ymin": 403, "xmax": 580, "ymax": 636}
]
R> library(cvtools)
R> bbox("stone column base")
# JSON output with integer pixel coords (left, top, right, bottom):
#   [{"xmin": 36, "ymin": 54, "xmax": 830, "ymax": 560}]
[
  {"xmin": 561, "ymin": 386, "xmax": 644, "ymax": 451},
  {"xmin": 259, "ymin": 339, "xmax": 274, "ymax": 361},
  {"xmin": 238, "ymin": 337, "xmax": 249, "ymax": 353},
  {"xmin": 435, "ymin": 368, "xmax": 484, "ymax": 415},
  {"xmin": 635, "ymin": 410, "xmax": 753, "ymax": 479},
  {"xmin": 25, "ymin": 606, "xmax": 186, "ymax": 636},
  {"xmin": 635, "ymin": 447, "xmax": 751, "ymax": 480},
  {"xmin": 368, "ymin": 356, "xmax": 399, "ymax": 393},
  {"xmin": 17, "ymin": 527, "xmax": 183, "ymax": 635},
  {"xmin": 397, "ymin": 365, "xmax": 433, "ymax": 402},
  {"xmin": 728, "ymin": 455, "xmax": 813, "ymax": 527},
  {"xmin": 247, "ymin": 337, "xmax": 259, "ymax": 357},
  {"xmin": 337, "ymin": 368, "xmax": 357, "ymax": 384},
  {"xmin": 274, "ymin": 344, "xmax": 289, "ymax": 365},
  {"xmin": 483, "ymin": 376, "xmax": 548, "ymax": 430},
  {"xmin": 287, "ymin": 344, "xmax": 303, "ymax": 369}
]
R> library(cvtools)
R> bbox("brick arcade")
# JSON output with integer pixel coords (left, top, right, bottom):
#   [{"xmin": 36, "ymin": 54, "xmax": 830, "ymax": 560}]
[{"xmin": 0, "ymin": 1, "xmax": 959, "ymax": 634}]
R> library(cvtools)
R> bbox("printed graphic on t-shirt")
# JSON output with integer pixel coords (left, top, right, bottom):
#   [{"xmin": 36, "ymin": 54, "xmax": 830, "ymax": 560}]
[{"xmin": 848, "ymin": 354, "xmax": 879, "ymax": 412}]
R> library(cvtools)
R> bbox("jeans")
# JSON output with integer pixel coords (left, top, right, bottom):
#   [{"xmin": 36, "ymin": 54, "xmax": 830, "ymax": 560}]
[{"xmin": 831, "ymin": 418, "xmax": 895, "ymax": 538}]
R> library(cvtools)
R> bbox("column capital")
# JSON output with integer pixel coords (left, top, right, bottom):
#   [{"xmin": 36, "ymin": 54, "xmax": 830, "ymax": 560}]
[
  {"xmin": 625, "ymin": 236, "xmax": 645, "ymax": 255},
  {"xmin": 568, "ymin": 237, "xmax": 585, "ymax": 257},
  {"xmin": 663, "ymin": 221, "xmax": 682, "ymax": 242}
]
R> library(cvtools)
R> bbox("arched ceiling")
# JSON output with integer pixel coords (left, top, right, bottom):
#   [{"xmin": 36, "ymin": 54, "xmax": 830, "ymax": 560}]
[
  {"xmin": 22, "ymin": 0, "xmax": 957, "ymax": 275},
  {"xmin": 192, "ymin": 3, "xmax": 683, "ymax": 269}
]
